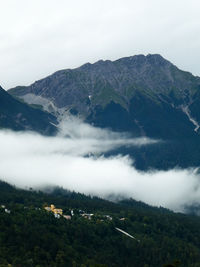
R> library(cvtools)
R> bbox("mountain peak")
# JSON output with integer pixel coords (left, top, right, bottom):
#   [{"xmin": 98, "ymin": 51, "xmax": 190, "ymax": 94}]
[
  {"xmin": 115, "ymin": 53, "xmax": 171, "ymax": 67},
  {"xmin": 146, "ymin": 53, "xmax": 164, "ymax": 59},
  {"xmin": 80, "ymin": 54, "xmax": 170, "ymax": 71},
  {"xmin": 8, "ymin": 53, "xmax": 200, "ymax": 135},
  {"xmin": 146, "ymin": 53, "xmax": 171, "ymax": 65}
]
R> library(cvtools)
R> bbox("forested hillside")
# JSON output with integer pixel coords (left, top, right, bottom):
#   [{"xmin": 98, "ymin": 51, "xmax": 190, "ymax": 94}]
[{"xmin": 1, "ymin": 180, "xmax": 200, "ymax": 267}]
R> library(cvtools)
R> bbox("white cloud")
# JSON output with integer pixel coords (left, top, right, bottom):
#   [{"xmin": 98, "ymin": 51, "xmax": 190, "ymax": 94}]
[
  {"xmin": 0, "ymin": 119, "xmax": 200, "ymax": 213},
  {"xmin": 1, "ymin": 0, "xmax": 200, "ymax": 89}
]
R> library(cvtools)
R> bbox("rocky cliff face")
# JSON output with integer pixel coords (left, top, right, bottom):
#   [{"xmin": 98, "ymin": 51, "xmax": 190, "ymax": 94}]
[
  {"xmin": 8, "ymin": 54, "xmax": 200, "ymax": 139},
  {"xmin": 0, "ymin": 86, "xmax": 57, "ymax": 135}
]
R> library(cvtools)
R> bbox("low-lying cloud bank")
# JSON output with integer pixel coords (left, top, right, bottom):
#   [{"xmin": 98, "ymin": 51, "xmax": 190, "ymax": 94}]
[{"xmin": 1, "ymin": 118, "xmax": 200, "ymax": 213}]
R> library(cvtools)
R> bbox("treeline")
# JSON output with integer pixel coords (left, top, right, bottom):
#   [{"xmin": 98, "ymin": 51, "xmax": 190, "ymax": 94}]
[{"xmin": 1, "ymin": 180, "xmax": 200, "ymax": 266}]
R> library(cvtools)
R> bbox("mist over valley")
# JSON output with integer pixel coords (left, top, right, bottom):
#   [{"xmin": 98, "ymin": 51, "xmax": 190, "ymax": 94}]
[{"xmin": 1, "ymin": 55, "xmax": 200, "ymax": 214}]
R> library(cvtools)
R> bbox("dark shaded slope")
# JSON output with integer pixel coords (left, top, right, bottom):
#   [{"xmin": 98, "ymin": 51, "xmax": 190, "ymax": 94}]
[{"xmin": 0, "ymin": 86, "xmax": 57, "ymax": 135}]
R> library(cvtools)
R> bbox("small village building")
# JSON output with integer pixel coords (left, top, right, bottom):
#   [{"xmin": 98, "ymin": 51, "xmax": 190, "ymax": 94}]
[
  {"xmin": 53, "ymin": 208, "xmax": 63, "ymax": 216},
  {"xmin": 54, "ymin": 213, "xmax": 61, "ymax": 219},
  {"xmin": 81, "ymin": 213, "xmax": 94, "ymax": 220},
  {"xmin": 5, "ymin": 209, "xmax": 11, "ymax": 214},
  {"xmin": 44, "ymin": 207, "xmax": 51, "ymax": 212},
  {"xmin": 71, "ymin": 209, "xmax": 74, "ymax": 216},
  {"xmin": 63, "ymin": 215, "xmax": 71, "ymax": 220},
  {"xmin": 44, "ymin": 204, "xmax": 63, "ymax": 216},
  {"xmin": 104, "ymin": 215, "xmax": 112, "ymax": 221}
]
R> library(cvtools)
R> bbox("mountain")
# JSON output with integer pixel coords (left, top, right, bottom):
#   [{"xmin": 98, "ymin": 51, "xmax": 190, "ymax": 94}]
[
  {"xmin": 0, "ymin": 86, "xmax": 57, "ymax": 135},
  {"xmin": 8, "ymin": 54, "xmax": 200, "ymax": 139},
  {"xmin": 1, "ymin": 179, "xmax": 200, "ymax": 267},
  {"xmin": 8, "ymin": 54, "xmax": 200, "ymax": 169}
]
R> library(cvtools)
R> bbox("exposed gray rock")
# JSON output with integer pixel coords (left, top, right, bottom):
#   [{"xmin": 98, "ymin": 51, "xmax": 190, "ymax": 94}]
[
  {"xmin": 8, "ymin": 54, "xmax": 200, "ymax": 138},
  {"xmin": 0, "ymin": 86, "xmax": 58, "ymax": 135}
]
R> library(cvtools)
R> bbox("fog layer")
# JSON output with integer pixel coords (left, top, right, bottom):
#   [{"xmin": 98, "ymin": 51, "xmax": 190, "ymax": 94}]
[{"xmin": 0, "ymin": 118, "xmax": 199, "ymax": 212}]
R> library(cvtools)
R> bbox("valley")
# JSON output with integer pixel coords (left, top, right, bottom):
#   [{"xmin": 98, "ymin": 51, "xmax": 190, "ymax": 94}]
[{"xmin": 1, "ymin": 1, "xmax": 200, "ymax": 266}]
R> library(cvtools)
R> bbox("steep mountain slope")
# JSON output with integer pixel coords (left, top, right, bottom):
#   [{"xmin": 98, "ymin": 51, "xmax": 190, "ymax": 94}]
[
  {"xmin": 0, "ymin": 86, "xmax": 57, "ymax": 135},
  {"xmin": 8, "ymin": 54, "xmax": 200, "ymax": 139},
  {"xmin": 8, "ymin": 54, "xmax": 200, "ymax": 170}
]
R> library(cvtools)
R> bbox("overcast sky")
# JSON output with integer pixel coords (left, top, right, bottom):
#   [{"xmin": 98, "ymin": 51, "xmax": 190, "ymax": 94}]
[{"xmin": 1, "ymin": 0, "xmax": 200, "ymax": 89}]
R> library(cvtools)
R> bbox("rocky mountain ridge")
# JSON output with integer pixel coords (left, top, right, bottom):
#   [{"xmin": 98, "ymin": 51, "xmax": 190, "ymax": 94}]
[{"xmin": 8, "ymin": 54, "xmax": 200, "ymax": 139}]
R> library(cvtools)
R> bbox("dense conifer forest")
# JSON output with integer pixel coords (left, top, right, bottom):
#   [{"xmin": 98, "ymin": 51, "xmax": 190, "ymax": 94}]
[{"xmin": 0, "ymin": 180, "xmax": 200, "ymax": 267}]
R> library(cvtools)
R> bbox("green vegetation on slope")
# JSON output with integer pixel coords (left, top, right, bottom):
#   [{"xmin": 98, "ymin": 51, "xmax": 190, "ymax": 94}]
[{"xmin": 1, "ymin": 180, "xmax": 200, "ymax": 266}]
